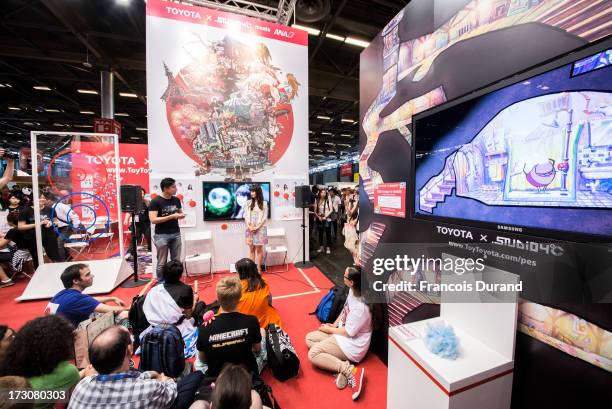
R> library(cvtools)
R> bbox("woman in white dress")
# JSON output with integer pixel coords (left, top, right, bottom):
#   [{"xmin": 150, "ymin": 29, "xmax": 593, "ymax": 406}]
[{"xmin": 244, "ymin": 185, "xmax": 268, "ymax": 273}]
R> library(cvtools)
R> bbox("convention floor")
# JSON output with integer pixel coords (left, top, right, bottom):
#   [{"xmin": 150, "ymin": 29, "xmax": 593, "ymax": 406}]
[{"xmin": 1, "ymin": 263, "xmax": 387, "ymax": 409}]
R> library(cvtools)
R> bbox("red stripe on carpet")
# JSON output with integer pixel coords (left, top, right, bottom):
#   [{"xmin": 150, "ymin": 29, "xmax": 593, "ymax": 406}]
[{"xmin": 0, "ymin": 264, "xmax": 388, "ymax": 409}]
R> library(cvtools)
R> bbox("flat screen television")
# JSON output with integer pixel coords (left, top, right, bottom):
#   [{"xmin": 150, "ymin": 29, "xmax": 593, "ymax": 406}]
[
  {"xmin": 202, "ymin": 182, "xmax": 271, "ymax": 221},
  {"xmin": 413, "ymin": 38, "xmax": 612, "ymax": 241}
]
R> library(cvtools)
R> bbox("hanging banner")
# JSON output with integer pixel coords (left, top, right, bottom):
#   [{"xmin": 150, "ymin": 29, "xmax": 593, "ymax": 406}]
[
  {"xmin": 340, "ymin": 163, "xmax": 353, "ymax": 177},
  {"xmin": 146, "ymin": 0, "xmax": 308, "ymax": 180}
]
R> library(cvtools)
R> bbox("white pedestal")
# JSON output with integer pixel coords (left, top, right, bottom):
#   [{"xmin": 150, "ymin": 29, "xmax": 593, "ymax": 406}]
[
  {"xmin": 17, "ymin": 258, "xmax": 133, "ymax": 301},
  {"xmin": 388, "ymin": 319, "xmax": 514, "ymax": 409}
]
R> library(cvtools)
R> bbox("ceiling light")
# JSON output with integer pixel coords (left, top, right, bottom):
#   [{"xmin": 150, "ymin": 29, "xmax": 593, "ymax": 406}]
[
  {"xmin": 74, "ymin": 124, "xmax": 93, "ymax": 128},
  {"xmin": 291, "ymin": 24, "xmax": 320, "ymax": 36},
  {"xmin": 115, "ymin": 112, "xmax": 130, "ymax": 117},
  {"xmin": 341, "ymin": 118, "xmax": 354, "ymax": 123},
  {"xmin": 136, "ymin": 127, "xmax": 147, "ymax": 131},
  {"xmin": 315, "ymin": 154, "xmax": 325, "ymax": 157},
  {"xmin": 44, "ymin": 108, "xmax": 61, "ymax": 113},
  {"xmin": 338, "ymin": 143, "xmax": 352, "ymax": 148},
  {"xmin": 8, "ymin": 107, "xmax": 21, "ymax": 111},
  {"xmin": 326, "ymin": 33, "xmax": 345, "ymax": 42},
  {"xmin": 321, "ymin": 132, "xmax": 332, "ymax": 136},
  {"xmin": 308, "ymin": 130, "xmax": 313, "ymax": 134},
  {"xmin": 119, "ymin": 92, "xmax": 138, "ymax": 98},
  {"xmin": 312, "ymin": 148, "xmax": 322, "ymax": 152},
  {"xmin": 53, "ymin": 123, "xmax": 65, "ymax": 127},
  {"xmin": 327, "ymin": 150, "xmax": 336, "ymax": 153},
  {"xmin": 33, "ymin": 85, "xmax": 51, "ymax": 91},
  {"xmin": 77, "ymin": 89, "xmax": 98, "ymax": 95},
  {"xmin": 309, "ymin": 141, "xmax": 318, "ymax": 144},
  {"xmin": 115, "ymin": 0, "xmax": 131, "ymax": 6},
  {"xmin": 341, "ymin": 133, "xmax": 352, "ymax": 137},
  {"xmin": 129, "ymin": 137, "xmax": 140, "ymax": 140},
  {"xmin": 345, "ymin": 37, "xmax": 370, "ymax": 48},
  {"xmin": 353, "ymin": 120, "xmax": 358, "ymax": 125},
  {"xmin": 316, "ymin": 115, "xmax": 330, "ymax": 120},
  {"xmin": 23, "ymin": 122, "xmax": 38, "ymax": 126},
  {"xmin": 80, "ymin": 110, "xmax": 95, "ymax": 115},
  {"xmin": 325, "ymin": 142, "xmax": 335, "ymax": 146}
]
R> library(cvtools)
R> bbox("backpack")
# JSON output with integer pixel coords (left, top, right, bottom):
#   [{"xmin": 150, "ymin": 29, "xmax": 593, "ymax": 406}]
[
  {"xmin": 311, "ymin": 285, "xmax": 348, "ymax": 323},
  {"xmin": 128, "ymin": 294, "xmax": 150, "ymax": 348},
  {"xmin": 253, "ymin": 376, "xmax": 282, "ymax": 409},
  {"xmin": 139, "ymin": 324, "xmax": 185, "ymax": 378},
  {"xmin": 265, "ymin": 324, "xmax": 299, "ymax": 381}
]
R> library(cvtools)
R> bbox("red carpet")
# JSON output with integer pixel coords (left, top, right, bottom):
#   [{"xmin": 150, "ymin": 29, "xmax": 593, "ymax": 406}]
[{"xmin": 0, "ymin": 264, "xmax": 388, "ymax": 409}]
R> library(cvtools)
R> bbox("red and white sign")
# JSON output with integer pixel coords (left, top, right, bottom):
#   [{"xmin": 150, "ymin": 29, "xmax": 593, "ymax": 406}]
[
  {"xmin": 70, "ymin": 142, "xmax": 149, "ymax": 221},
  {"xmin": 374, "ymin": 182, "xmax": 406, "ymax": 218},
  {"xmin": 94, "ymin": 118, "xmax": 122, "ymax": 137},
  {"xmin": 146, "ymin": 0, "xmax": 308, "ymax": 46},
  {"xmin": 340, "ymin": 163, "xmax": 353, "ymax": 177}
]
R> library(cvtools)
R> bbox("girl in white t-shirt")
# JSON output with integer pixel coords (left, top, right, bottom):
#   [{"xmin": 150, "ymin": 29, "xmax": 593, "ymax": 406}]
[{"xmin": 305, "ymin": 266, "xmax": 372, "ymax": 401}]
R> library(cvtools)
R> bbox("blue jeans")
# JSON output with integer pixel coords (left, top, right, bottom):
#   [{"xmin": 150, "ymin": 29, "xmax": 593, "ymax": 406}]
[{"xmin": 154, "ymin": 232, "xmax": 182, "ymax": 280}]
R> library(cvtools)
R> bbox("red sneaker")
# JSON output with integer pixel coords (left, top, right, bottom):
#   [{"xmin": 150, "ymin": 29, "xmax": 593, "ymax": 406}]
[{"xmin": 347, "ymin": 367, "xmax": 364, "ymax": 401}]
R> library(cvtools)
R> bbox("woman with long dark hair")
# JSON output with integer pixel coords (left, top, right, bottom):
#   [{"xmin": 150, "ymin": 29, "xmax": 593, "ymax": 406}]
[
  {"xmin": 244, "ymin": 185, "xmax": 268, "ymax": 273},
  {"xmin": 234, "ymin": 258, "xmax": 282, "ymax": 329},
  {"xmin": 305, "ymin": 266, "xmax": 373, "ymax": 401},
  {"xmin": 315, "ymin": 189, "xmax": 333, "ymax": 254}
]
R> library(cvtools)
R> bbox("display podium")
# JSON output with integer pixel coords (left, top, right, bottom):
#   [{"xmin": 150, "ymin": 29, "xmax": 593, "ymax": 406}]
[{"xmin": 387, "ymin": 260, "xmax": 519, "ymax": 409}]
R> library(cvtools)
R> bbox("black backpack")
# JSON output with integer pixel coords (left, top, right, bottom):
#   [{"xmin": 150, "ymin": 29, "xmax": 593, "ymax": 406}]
[
  {"xmin": 311, "ymin": 285, "xmax": 348, "ymax": 324},
  {"xmin": 253, "ymin": 376, "xmax": 282, "ymax": 409},
  {"xmin": 139, "ymin": 324, "xmax": 185, "ymax": 378},
  {"xmin": 128, "ymin": 294, "xmax": 150, "ymax": 348},
  {"xmin": 265, "ymin": 324, "xmax": 300, "ymax": 381}
]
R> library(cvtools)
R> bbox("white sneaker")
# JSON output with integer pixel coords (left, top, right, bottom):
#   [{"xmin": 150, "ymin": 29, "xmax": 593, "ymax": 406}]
[
  {"xmin": 326, "ymin": 247, "xmax": 331, "ymax": 254},
  {"xmin": 317, "ymin": 246, "xmax": 324, "ymax": 253}
]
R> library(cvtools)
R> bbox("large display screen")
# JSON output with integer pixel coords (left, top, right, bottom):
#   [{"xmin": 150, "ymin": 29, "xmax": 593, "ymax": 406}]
[
  {"xmin": 202, "ymin": 182, "xmax": 271, "ymax": 221},
  {"xmin": 413, "ymin": 40, "xmax": 612, "ymax": 240}
]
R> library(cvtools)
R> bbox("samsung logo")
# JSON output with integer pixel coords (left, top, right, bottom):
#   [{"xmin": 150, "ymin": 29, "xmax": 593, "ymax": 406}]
[{"xmin": 498, "ymin": 225, "xmax": 522, "ymax": 233}]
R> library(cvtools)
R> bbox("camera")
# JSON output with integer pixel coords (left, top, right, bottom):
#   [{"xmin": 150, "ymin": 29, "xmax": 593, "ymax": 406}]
[{"xmin": 2, "ymin": 151, "xmax": 17, "ymax": 160}]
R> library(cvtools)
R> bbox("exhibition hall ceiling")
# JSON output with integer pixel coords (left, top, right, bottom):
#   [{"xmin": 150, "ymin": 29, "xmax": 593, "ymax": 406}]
[{"xmin": 0, "ymin": 0, "xmax": 407, "ymax": 165}]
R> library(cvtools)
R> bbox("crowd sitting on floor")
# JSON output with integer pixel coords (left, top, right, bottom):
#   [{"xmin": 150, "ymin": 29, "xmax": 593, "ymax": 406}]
[{"xmin": 0, "ymin": 259, "xmax": 375, "ymax": 409}]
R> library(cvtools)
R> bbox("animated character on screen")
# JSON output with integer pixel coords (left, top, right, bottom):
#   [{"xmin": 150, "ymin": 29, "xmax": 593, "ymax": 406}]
[{"xmin": 420, "ymin": 91, "xmax": 612, "ymax": 212}]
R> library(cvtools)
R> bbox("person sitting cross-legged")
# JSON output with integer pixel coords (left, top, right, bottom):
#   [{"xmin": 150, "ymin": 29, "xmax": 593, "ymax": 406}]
[
  {"xmin": 193, "ymin": 277, "xmax": 265, "ymax": 405},
  {"xmin": 232, "ymin": 258, "xmax": 282, "ymax": 330},
  {"xmin": 305, "ymin": 266, "xmax": 373, "ymax": 401},
  {"xmin": 46, "ymin": 263, "xmax": 129, "ymax": 327},
  {"xmin": 141, "ymin": 261, "xmax": 204, "ymax": 358}
]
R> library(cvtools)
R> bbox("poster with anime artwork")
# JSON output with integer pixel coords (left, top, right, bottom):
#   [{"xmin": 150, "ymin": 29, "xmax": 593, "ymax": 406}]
[
  {"xmin": 146, "ymin": 0, "xmax": 308, "ymax": 180},
  {"xmin": 271, "ymin": 177, "xmax": 306, "ymax": 220},
  {"xmin": 150, "ymin": 174, "xmax": 198, "ymax": 228}
]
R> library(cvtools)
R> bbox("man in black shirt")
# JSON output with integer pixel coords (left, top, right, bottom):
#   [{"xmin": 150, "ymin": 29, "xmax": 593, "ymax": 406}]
[
  {"xmin": 149, "ymin": 177, "xmax": 185, "ymax": 281},
  {"xmin": 196, "ymin": 276, "xmax": 262, "ymax": 379}
]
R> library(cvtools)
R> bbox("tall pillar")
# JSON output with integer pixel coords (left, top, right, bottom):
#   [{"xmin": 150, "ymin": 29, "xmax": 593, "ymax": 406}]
[{"xmin": 100, "ymin": 71, "xmax": 114, "ymax": 119}]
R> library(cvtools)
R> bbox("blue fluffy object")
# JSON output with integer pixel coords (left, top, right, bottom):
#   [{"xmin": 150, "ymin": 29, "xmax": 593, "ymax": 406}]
[{"xmin": 424, "ymin": 322, "xmax": 460, "ymax": 360}]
